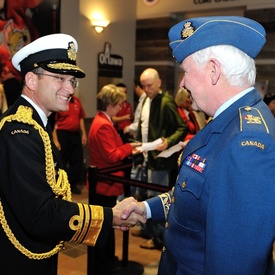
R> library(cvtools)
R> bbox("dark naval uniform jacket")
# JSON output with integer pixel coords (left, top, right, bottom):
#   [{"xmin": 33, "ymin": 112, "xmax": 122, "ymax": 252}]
[
  {"xmin": 0, "ymin": 97, "xmax": 112, "ymax": 275},
  {"xmin": 147, "ymin": 89, "xmax": 275, "ymax": 274}
]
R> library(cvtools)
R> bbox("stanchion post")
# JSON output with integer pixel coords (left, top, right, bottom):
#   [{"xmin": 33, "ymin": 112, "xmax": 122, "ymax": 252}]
[
  {"xmin": 121, "ymin": 158, "xmax": 131, "ymax": 267},
  {"xmin": 87, "ymin": 166, "xmax": 97, "ymax": 275},
  {"xmin": 87, "ymin": 161, "xmax": 144, "ymax": 275}
]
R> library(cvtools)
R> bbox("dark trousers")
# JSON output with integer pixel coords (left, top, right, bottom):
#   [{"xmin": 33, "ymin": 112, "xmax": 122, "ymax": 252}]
[
  {"xmin": 57, "ymin": 130, "xmax": 83, "ymax": 188},
  {"xmin": 138, "ymin": 161, "xmax": 164, "ymax": 247},
  {"xmin": 88, "ymin": 175, "xmax": 117, "ymax": 272}
]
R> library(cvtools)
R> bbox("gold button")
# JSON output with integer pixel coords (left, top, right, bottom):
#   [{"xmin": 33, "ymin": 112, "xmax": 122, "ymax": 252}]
[
  {"xmin": 182, "ymin": 182, "xmax": 186, "ymax": 188},
  {"xmin": 172, "ymin": 197, "xmax": 175, "ymax": 203},
  {"xmin": 162, "ymin": 246, "xmax": 166, "ymax": 252},
  {"xmin": 245, "ymin": 106, "xmax": 251, "ymax": 111},
  {"xmin": 165, "ymin": 222, "xmax": 168, "ymax": 228}
]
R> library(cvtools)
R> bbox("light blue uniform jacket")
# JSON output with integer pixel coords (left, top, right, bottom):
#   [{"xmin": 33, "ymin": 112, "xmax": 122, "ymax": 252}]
[{"xmin": 147, "ymin": 89, "xmax": 275, "ymax": 274}]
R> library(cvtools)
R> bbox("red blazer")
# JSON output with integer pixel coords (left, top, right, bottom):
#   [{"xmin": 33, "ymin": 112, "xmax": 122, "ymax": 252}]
[
  {"xmin": 177, "ymin": 107, "xmax": 200, "ymax": 141},
  {"xmin": 88, "ymin": 111, "xmax": 133, "ymax": 196}
]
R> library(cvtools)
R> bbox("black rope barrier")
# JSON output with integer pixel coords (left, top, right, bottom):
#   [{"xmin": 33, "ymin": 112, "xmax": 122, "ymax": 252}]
[{"xmin": 94, "ymin": 161, "xmax": 170, "ymax": 193}]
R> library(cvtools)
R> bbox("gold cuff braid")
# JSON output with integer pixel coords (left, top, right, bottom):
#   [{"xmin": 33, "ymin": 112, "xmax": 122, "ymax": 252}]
[
  {"xmin": 158, "ymin": 193, "xmax": 171, "ymax": 220},
  {"xmin": 69, "ymin": 204, "xmax": 103, "ymax": 246},
  {"xmin": 0, "ymin": 106, "xmax": 72, "ymax": 260}
]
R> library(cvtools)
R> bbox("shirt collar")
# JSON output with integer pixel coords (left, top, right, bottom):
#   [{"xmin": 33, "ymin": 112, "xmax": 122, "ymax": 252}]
[
  {"xmin": 100, "ymin": 111, "xmax": 113, "ymax": 124},
  {"xmin": 213, "ymin": 87, "xmax": 254, "ymax": 119},
  {"xmin": 21, "ymin": 95, "xmax": 48, "ymax": 127},
  {"xmin": 139, "ymin": 93, "xmax": 146, "ymax": 102}
]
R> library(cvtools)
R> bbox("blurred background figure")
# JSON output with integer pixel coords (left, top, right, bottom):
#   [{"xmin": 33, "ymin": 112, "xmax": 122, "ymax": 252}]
[
  {"xmin": 175, "ymin": 88, "xmax": 200, "ymax": 141},
  {"xmin": 53, "ymin": 95, "xmax": 87, "ymax": 195},
  {"xmin": 133, "ymin": 68, "xmax": 187, "ymax": 250},
  {"xmin": 0, "ymin": 82, "xmax": 8, "ymax": 115},
  {"xmin": 88, "ymin": 84, "xmax": 140, "ymax": 275},
  {"xmin": 111, "ymin": 83, "xmax": 133, "ymax": 143},
  {"xmin": 194, "ymin": 109, "xmax": 207, "ymax": 130},
  {"xmin": 263, "ymin": 92, "xmax": 275, "ymax": 116},
  {"xmin": 124, "ymin": 79, "xmax": 146, "ymax": 139},
  {"xmin": 124, "ymin": 79, "xmax": 146, "ymax": 184},
  {"xmin": 0, "ymin": 0, "xmax": 56, "ymax": 108}
]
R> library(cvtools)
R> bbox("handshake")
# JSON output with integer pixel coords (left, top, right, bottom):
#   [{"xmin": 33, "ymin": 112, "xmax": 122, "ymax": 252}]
[{"xmin": 112, "ymin": 197, "xmax": 147, "ymax": 231}]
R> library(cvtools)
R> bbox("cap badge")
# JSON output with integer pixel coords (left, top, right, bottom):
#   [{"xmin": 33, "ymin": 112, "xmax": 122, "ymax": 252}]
[
  {"xmin": 181, "ymin": 21, "xmax": 195, "ymax": 40},
  {"xmin": 67, "ymin": 42, "xmax": 77, "ymax": 61}
]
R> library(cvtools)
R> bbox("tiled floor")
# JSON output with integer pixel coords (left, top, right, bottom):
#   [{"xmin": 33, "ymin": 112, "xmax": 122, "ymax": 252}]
[{"xmin": 57, "ymin": 185, "xmax": 161, "ymax": 275}]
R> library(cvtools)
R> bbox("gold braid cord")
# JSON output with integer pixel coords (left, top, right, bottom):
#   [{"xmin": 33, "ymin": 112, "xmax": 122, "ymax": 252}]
[{"xmin": 0, "ymin": 106, "xmax": 72, "ymax": 260}]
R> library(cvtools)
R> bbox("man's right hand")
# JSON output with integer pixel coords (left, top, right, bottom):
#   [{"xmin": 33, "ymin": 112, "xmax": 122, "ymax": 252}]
[{"xmin": 112, "ymin": 197, "xmax": 147, "ymax": 231}]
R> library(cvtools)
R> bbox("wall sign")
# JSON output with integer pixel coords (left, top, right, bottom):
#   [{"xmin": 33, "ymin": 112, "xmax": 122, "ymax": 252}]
[{"xmin": 98, "ymin": 42, "xmax": 123, "ymax": 77}]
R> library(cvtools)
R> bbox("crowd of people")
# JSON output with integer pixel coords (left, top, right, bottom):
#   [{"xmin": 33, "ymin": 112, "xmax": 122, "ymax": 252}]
[{"xmin": 0, "ymin": 14, "xmax": 275, "ymax": 275}]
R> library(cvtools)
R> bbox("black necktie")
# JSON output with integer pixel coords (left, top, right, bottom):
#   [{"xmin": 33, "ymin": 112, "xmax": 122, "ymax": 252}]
[{"xmin": 45, "ymin": 121, "xmax": 52, "ymax": 137}]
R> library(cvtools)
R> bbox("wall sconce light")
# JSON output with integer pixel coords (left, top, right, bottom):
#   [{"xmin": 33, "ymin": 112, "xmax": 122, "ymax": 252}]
[{"xmin": 92, "ymin": 19, "xmax": 110, "ymax": 34}]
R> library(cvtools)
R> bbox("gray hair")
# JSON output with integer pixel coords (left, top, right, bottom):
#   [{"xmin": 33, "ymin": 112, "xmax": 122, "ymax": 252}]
[
  {"xmin": 192, "ymin": 45, "xmax": 256, "ymax": 87},
  {"xmin": 97, "ymin": 84, "xmax": 126, "ymax": 111}
]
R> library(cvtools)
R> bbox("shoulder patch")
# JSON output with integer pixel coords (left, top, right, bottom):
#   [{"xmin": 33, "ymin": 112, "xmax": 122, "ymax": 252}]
[
  {"xmin": 10, "ymin": 129, "xmax": 30, "ymax": 135},
  {"xmin": 240, "ymin": 139, "xmax": 266, "ymax": 150},
  {"xmin": 239, "ymin": 106, "xmax": 269, "ymax": 133}
]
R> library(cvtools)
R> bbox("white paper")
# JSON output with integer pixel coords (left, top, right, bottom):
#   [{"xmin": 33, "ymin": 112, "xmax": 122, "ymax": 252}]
[
  {"xmin": 136, "ymin": 138, "xmax": 163, "ymax": 152},
  {"xmin": 156, "ymin": 140, "xmax": 189, "ymax": 158}
]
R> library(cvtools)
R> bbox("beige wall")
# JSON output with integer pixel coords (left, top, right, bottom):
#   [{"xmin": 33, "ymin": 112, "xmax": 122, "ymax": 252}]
[{"xmin": 61, "ymin": 0, "xmax": 137, "ymax": 118}]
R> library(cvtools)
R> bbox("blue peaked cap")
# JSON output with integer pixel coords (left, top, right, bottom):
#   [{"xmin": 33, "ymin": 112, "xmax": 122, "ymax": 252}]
[{"xmin": 168, "ymin": 16, "xmax": 266, "ymax": 63}]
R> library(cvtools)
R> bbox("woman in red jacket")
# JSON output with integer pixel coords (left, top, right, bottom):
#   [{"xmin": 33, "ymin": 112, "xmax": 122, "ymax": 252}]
[{"xmin": 88, "ymin": 84, "xmax": 140, "ymax": 274}]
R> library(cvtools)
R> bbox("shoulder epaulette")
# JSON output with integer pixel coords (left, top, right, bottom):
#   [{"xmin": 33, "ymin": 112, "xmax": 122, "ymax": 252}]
[{"xmin": 239, "ymin": 106, "xmax": 269, "ymax": 133}]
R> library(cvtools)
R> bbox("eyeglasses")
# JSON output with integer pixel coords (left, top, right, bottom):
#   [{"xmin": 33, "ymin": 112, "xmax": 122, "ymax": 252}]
[{"xmin": 34, "ymin": 73, "xmax": 79, "ymax": 89}]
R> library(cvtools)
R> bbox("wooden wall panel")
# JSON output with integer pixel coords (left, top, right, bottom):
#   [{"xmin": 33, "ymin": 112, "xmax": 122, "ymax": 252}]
[{"xmin": 135, "ymin": 10, "xmax": 275, "ymax": 96}]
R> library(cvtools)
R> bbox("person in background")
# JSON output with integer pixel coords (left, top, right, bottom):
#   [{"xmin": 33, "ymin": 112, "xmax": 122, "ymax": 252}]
[
  {"xmin": 112, "ymin": 83, "xmax": 133, "ymax": 143},
  {"xmin": 0, "ymin": 82, "xmax": 8, "ymax": 115},
  {"xmin": 121, "ymin": 16, "xmax": 275, "ymax": 274},
  {"xmin": 134, "ymin": 68, "xmax": 187, "ymax": 250},
  {"xmin": 193, "ymin": 108, "xmax": 207, "ymax": 130},
  {"xmin": 0, "ymin": 0, "xmax": 42, "ymax": 107},
  {"xmin": 124, "ymin": 79, "xmax": 146, "ymax": 211},
  {"xmin": 175, "ymin": 88, "xmax": 200, "ymax": 141},
  {"xmin": 0, "ymin": 33, "xmax": 145, "ymax": 275},
  {"xmin": 124, "ymin": 79, "xmax": 146, "ymax": 182},
  {"xmin": 88, "ymin": 84, "xmax": 141, "ymax": 275},
  {"xmin": 124, "ymin": 79, "xmax": 146, "ymax": 139},
  {"xmin": 52, "ymin": 95, "xmax": 87, "ymax": 195},
  {"xmin": 263, "ymin": 92, "xmax": 275, "ymax": 116},
  {"xmin": 137, "ymin": 68, "xmax": 187, "ymax": 195},
  {"xmin": 125, "ymin": 79, "xmax": 149, "ymax": 238}
]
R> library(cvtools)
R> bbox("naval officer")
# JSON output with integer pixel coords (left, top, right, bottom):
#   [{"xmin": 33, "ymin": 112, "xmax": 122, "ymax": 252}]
[{"xmin": 0, "ymin": 33, "xmax": 144, "ymax": 274}]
